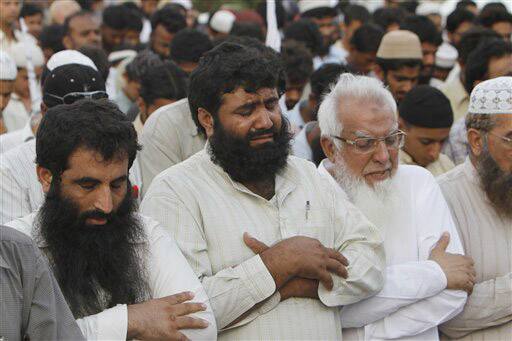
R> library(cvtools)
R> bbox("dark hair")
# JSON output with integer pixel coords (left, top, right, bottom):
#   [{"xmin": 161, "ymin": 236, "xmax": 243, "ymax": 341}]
[
  {"xmin": 456, "ymin": 0, "xmax": 477, "ymax": 11},
  {"xmin": 139, "ymin": 60, "xmax": 188, "ymax": 105},
  {"xmin": 283, "ymin": 19, "xmax": 324, "ymax": 56},
  {"xmin": 446, "ymin": 9, "xmax": 476, "ymax": 33},
  {"xmin": 150, "ymin": 6, "xmax": 186, "ymax": 33},
  {"xmin": 400, "ymin": 15, "xmax": 442, "ymax": 46},
  {"xmin": 301, "ymin": 6, "xmax": 338, "ymax": 19},
  {"xmin": 40, "ymin": 24, "xmax": 65, "ymax": 54},
  {"xmin": 481, "ymin": 2, "xmax": 509, "ymax": 14},
  {"xmin": 122, "ymin": 4, "xmax": 143, "ymax": 32},
  {"xmin": 457, "ymin": 26, "xmax": 501, "ymax": 65},
  {"xmin": 188, "ymin": 42, "xmax": 284, "ymax": 136},
  {"xmin": 102, "ymin": 5, "xmax": 125, "ymax": 30},
  {"xmin": 125, "ymin": 50, "xmax": 162, "ymax": 82},
  {"xmin": 464, "ymin": 38, "xmax": 512, "ymax": 93},
  {"xmin": 230, "ymin": 22, "xmax": 264, "ymax": 42},
  {"xmin": 19, "ymin": 3, "xmax": 43, "ymax": 18},
  {"xmin": 376, "ymin": 58, "xmax": 422, "ymax": 72},
  {"xmin": 478, "ymin": 8, "xmax": 512, "ymax": 28},
  {"xmin": 398, "ymin": 0, "xmax": 419, "ymax": 14},
  {"xmin": 256, "ymin": 0, "xmax": 286, "ymax": 29},
  {"xmin": 36, "ymin": 99, "xmax": 141, "ymax": 175},
  {"xmin": 372, "ymin": 7, "xmax": 407, "ymax": 31},
  {"xmin": 170, "ymin": 28, "xmax": 213, "ymax": 63},
  {"xmin": 78, "ymin": 45, "xmax": 110, "ymax": 82},
  {"xmin": 310, "ymin": 63, "xmax": 354, "ymax": 98},
  {"xmin": 350, "ymin": 24, "xmax": 384, "ymax": 53},
  {"xmin": 342, "ymin": 4, "xmax": 370, "ymax": 26},
  {"xmin": 63, "ymin": 10, "xmax": 94, "ymax": 36},
  {"xmin": 281, "ymin": 40, "xmax": 313, "ymax": 84}
]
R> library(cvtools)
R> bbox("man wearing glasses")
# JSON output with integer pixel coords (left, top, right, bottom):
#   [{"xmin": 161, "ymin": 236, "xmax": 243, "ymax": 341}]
[
  {"xmin": 317, "ymin": 73, "xmax": 474, "ymax": 340},
  {"xmin": 439, "ymin": 77, "xmax": 512, "ymax": 340}
]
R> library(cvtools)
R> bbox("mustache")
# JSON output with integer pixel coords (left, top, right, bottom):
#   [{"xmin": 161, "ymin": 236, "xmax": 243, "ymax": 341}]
[
  {"xmin": 247, "ymin": 127, "xmax": 276, "ymax": 140},
  {"xmin": 79, "ymin": 209, "xmax": 113, "ymax": 223}
]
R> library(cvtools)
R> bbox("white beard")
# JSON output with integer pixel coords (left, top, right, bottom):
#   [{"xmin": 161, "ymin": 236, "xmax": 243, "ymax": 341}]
[{"xmin": 333, "ymin": 158, "xmax": 399, "ymax": 232}]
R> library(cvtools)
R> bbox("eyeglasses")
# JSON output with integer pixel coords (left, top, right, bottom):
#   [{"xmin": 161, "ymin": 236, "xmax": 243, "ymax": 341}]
[
  {"xmin": 45, "ymin": 91, "xmax": 108, "ymax": 105},
  {"xmin": 489, "ymin": 132, "xmax": 512, "ymax": 148},
  {"xmin": 331, "ymin": 130, "xmax": 406, "ymax": 154}
]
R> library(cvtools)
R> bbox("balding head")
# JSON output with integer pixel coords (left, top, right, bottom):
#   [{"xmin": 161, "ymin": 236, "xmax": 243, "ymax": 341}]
[{"xmin": 49, "ymin": 0, "xmax": 81, "ymax": 25}]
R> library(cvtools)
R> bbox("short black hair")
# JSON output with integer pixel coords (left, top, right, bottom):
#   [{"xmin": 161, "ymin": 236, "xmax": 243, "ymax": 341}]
[
  {"xmin": 481, "ymin": 2, "xmax": 508, "ymax": 14},
  {"xmin": 398, "ymin": 0, "xmax": 419, "ymax": 14},
  {"xmin": 310, "ymin": 63, "xmax": 354, "ymax": 98},
  {"xmin": 376, "ymin": 58, "xmax": 422, "ymax": 72},
  {"xmin": 63, "ymin": 10, "xmax": 94, "ymax": 36},
  {"xmin": 350, "ymin": 24, "xmax": 384, "ymax": 53},
  {"xmin": 301, "ymin": 6, "xmax": 338, "ymax": 19},
  {"xmin": 400, "ymin": 15, "xmax": 442, "ymax": 46},
  {"xmin": 372, "ymin": 7, "xmax": 407, "ymax": 31},
  {"xmin": 102, "ymin": 5, "xmax": 126, "ymax": 30},
  {"xmin": 283, "ymin": 19, "xmax": 324, "ymax": 56},
  {"xmin": 36, "ymin": 99, "xmax": 141, "ymax": 176},
  {"xmin": 170, "ymin": 28, "xmax": 213, "ymax": 64},
  {"xmin": 20, "ymin": 3, "xmax": 43, "ymax": 18},
  {"xmin": 139, "ymin": 60, "xmax": 188, "ymax": 106},
  {"xmin": 189, "ymin": 42, "xmax": 284, "ymax": 136},
  {"xmin": 446, "ymin": 9, "xmax": 476, "ymax": 33},
  {"xmin": 256, "ymin": 0, "xmax": 286, "ymax": 29},
  {"xmin": 78, "ymin": 45, "xmax": 110, "ymax": 82},
  {"xmin": 342, "ymin": 4, "xmax": 370, "ymax": 26},
  {"xmin": 464, "ymin": 38, "xmax": 512, "ymax": 93},
  {"xmin": 122, "ymin": 3, "xmax": 143, "ymax": 32},
  {"xmin": 457, "ymin": 26, "xmax": 501, "ymax": 65},
  {"xmin": 150, "ymin": 5, "xmax": 186, "ymax": 34},
  {"xmin": 40, "ymin": 24, "xmax": 65, "ymax": 54},
  {"xmin": 230, "ymin": 22, "xmax": 264, "ymax": 42},
  {"xmin": 456, "ymin": 0, "xmax": 477, "ymax": 11},
  {"xmin": 478, "ymin": 8, "xmax": 512, "ymax": 28},
  {"xmin": 125, "ymin": 50, "xmax": 162, "ymax": 82},
  {"xmin": 281, "ymin": 40, "xmax": 313, "ymax": 84}
]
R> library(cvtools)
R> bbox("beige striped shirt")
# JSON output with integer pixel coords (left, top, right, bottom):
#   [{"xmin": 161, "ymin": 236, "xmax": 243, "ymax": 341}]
[
  {"xmin": 438, "ymin": 159, "xmax": 512, "ymax": 340},
  {"xmin": 141, "ymin": 147, "xmax": 385, "ymax": 340}
]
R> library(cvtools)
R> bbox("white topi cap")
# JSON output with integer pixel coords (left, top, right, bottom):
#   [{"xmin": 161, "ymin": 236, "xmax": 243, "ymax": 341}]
[
  {"xmin": 209, "ymin": 10, "xmax": 236, "ymax": 34},
  {"xmin": 46, "ymin": 50, "xmax": 98, "ymax": 72},
  {"xmin": 468, "ymin": 76, "xmax": 512, "ymax": 115}
]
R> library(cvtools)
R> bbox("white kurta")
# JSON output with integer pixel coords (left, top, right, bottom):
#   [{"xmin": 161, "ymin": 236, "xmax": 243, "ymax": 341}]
[
  {"xmin": 5, "ymin": 213, "xmax": 217, "ymax": 340},
  {"xmin": 318, "ymin": 160, "xmax": 468, "ymax": 340},
  {"xmin": 438, "ymin": 159, "xmax": 512, "ymax": 340},
  {"xmin": 141, "ymin": 148, "xmax": 386, "ymax": 340}
]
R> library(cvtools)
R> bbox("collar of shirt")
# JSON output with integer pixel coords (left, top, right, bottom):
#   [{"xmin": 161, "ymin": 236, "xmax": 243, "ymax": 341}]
[
  {"xmin": 462, "ymin": 156, "xmax": 480, "ymax": 186},
  {"xmin": 202, "ymin": 143, "xmax": 297, "ymax": 206}
]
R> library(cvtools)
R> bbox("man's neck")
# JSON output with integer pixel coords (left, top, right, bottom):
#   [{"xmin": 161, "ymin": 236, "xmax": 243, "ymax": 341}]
[
  {"xmin": 1, "ymin": 22, "xmax": 14, "ymax": 40},
  {"xmin": 242, "ymin": 177, "xmax": 276, "ymax": 201}
]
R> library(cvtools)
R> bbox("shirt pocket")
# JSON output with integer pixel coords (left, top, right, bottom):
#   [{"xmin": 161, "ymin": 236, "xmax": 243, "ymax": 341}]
[{"xmin": 283, "ymin": 208, "xmax": 334, "ymax": 247}]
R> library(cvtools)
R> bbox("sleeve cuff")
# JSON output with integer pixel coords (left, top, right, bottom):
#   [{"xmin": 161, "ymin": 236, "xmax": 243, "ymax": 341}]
[
  {"xmin": 425, "ymin": 260, "xmax": 448, "ymax": 291},
  {"xmin": 96, "ymin": 304, "xmax": 128, "ymax": 340},
  {"xmin": 240, "ymin": 255, "xmax": 277, "ymax": 304}
]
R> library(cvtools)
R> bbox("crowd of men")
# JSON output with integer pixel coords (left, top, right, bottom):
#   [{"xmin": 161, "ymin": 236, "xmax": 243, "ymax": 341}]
[{"xmin": 0, "ymin": 0, "xmax": 511, "ymax": 340}]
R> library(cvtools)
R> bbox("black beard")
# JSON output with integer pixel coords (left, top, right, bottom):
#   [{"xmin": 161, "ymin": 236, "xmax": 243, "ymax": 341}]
[
  {"xmin": 37, "ymin": 180, "xmax": 150, "ymax": 318},
  {"xmin": 208, "ymin": 116, "xmax": 292, "ymax": 183},
  {"xmin": 476, "ymin": 149, "xmax": 512, "ymax": 219}
]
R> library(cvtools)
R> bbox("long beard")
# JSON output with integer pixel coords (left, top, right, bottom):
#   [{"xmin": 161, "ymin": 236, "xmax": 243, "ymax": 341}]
[
  {"xmin": 37, "ymin": 180, "xmax": 150, "ymax": 318},
  {"xmin": 332, "ymin": 157, "xmax": 398, "ymax": 227},
  {"xmin": 209, "ymin": 116, "xmax": 292, "ymax": 183},
  {"xmin": 476, "ymin": 148, "xmax": 512, "ymax": 219}
]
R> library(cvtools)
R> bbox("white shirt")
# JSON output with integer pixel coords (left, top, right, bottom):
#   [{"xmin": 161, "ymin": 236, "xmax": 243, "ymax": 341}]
[
  {"xmin": 0, "ymin": 140, "xmax": 143, "ymax": 224},
  {"xmin": 319, "ymin": 160, "xmax": 468, "ymax": 340},
  {"xmin": 2, "ymin": 93, "xmax": 30, "ymax": 132},
  {"xmin": 5, "ymin": 212, "xmax": 217, "ymax": 340},
  {"xmin": 0, "ymin": 120, "xmax": 34, "ymax": 154},
  {"xmin": 141, "ymin": 147, "xmax": 386, "ymax": 340},
  {"xmin": 313, "ymin": 45, "xmax": 347, "ymax": 70},
  {"xmin": 291, "ymin": 123, "xmax": 313, "ymax": 161}
]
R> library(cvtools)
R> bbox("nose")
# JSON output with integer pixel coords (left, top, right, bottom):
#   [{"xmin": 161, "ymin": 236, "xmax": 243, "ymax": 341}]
[
  {"xmin": 401, "ymin": 80, "xmax": 414, "ymax": 94},
  {"xmin": 372, "ymin": 140, "xmax": 391, "ymax": 164},
  {"xmin": 423, "ymin": 53, "xmax": 435, "ymax": 67},
  {"xmin": 253, "ymin": 107, "xmax": 274, "ymax": 131},
  {"xmin": 427, "ymin": 142, "xmax": 442, "ymax": 161},
  {"xmin": 94, "ymin": 186, "xmax": 114, "ymax": 214}
]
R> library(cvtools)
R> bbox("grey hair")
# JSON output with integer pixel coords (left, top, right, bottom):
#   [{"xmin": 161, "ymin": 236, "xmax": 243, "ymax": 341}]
[
  {"xmin": 465, "ymin": 113, "xmax": 496, "ymax": 132},
  {"xmin": 318, "ymin": 73, "xmax": 397, "ymax": 146}
]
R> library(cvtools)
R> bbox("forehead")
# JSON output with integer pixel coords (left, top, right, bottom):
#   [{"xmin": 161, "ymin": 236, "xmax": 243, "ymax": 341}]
[
  {"xmin": 0, "ymin": 80, "xmax": 14, "ymax": 93},
  {"xmin": 70, "ymin": 15, "xmax": 98, "ymax": 30},
  {"xmin": 488, "ymin": 54, "xmax": 512, "ymax": 76},
  {"xmin": 389, "ymin": 65, "xmax": 421, "ymax": 77},
  {"xmin": 493, "ymin": 114, "xmax": 512, "ymax": 130},
  {"xmin": 338, "ymin": 98, "xmax": 397, "ymax": 135},
  {"xmin": 409, "ymin": 126, "xmax": 450, "ymax": 138},
  {"xmin": 63, "ymin": 147, "xmax": 129, "ymax": 180},
  {"xmin": 154, "ymin": 24, "xmax": 173, "ymax": 39},
  {"xmin": 220, "ymin": 87, "xmax": 278, "ymax": 109}
]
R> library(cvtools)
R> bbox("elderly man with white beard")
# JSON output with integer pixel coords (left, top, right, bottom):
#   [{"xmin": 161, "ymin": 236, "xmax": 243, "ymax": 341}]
[
  {"xmin": 317, "ymin": 73, "xmax": 474, "ymax": 340},
  {"xmin": 438, "ymin": 77, "xmax": 512, "ymax": 341}
]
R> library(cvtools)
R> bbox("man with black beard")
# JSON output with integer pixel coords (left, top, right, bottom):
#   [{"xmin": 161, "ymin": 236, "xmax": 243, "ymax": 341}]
[
  {"xmin": 5, "ymin": 99, "xmax": 217, "ymax": 340},
  {"xmin": 438, "ymin": 76, "xmax": 512, "ymax": 340},
  {"xmin": 141, "ymin": 42, "xmax": 385, "ymax": 340}
]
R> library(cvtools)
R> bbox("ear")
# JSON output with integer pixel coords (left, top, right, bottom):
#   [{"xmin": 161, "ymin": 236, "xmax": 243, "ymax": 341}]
[
  {"xmin": 197, "ymin": 108, "xmax": 214, "ymax": 137},
  {"xmin": 467, "ymin": 128, "xmax": 485, "ymax": 157},
  {"xmin": 308, "ymin": 94, "xmax": 318, "ymax": 111},
  {"xmin": 37, "ymin": 165, "xmax": 53, "ymax": 194},
  {"xmin": 374, "ymin": 64, "xmax": 384, "ymax": 81},
  {"xmin": 136, "ymin": 96, "xmax": 146, "ymax": 114},
  {"xmin": 62, "ymin": 35, "xmax": 73, "ymax": 49},
  {"xmin": 40, "ymin": 102, "xmax": 48, "ymax": 115},
  {"xmin": 320, "ymin": 136, "xmax": 337, "ymax": 163}
]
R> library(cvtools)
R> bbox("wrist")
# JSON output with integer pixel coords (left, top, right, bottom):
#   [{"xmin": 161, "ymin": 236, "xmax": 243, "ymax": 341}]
[{"xmin": 127, "ymin": 304, "xmax": 142, "ymax": 339}]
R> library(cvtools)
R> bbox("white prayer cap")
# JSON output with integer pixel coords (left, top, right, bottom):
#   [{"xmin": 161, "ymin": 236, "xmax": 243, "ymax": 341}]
[
  {"xmin": 47, "ymin": 50, "xmax": 98, "ymax": 72},
  {"xmin": 170, "ymin": 0, "xmax": 193, "ymax": 10},
  {"xmin": 416, "ymin": 1, "xmax": 441, "ymax": 16},
  {"xmin": 298, "ymin": 0, "xmax": 335, "ymax": 14},
  {"xmin": 108, "ymin": 50, "xmax": 137, "ymax": 64},
  {"xmin": 468, "ymin": 77, "xmax": 512, "ymax": 115},
  {"xmin": 435, "ymin": 43, "xmax": 458, "ymax": 69},
  {"xmin": 209, "ymin": 10, "xmax": 236, "ymax": 34},
  {"xmin": 0, "ymin": 51, "xmax": 17, "ymax": 80},
  {"xmin": 7, "ymin": 41, "xmax": 45, "ymax": 68}
]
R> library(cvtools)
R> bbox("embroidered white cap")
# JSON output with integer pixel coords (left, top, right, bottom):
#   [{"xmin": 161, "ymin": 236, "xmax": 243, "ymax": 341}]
[
  {"xmin": 468, "ymin": 76, "xmax": 512, "ymax": 115},
  {"xmin": 435, "ymin": 43, "xmax": 458, "ymax": 69},
  {"xmin": 0, "ymin": 51, "xmax": 17, "ymax": 80}
]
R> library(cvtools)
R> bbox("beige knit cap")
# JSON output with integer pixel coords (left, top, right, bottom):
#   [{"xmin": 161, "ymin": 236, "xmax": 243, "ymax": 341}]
[{"xmin": 377, "ymin": 30, "xmax": 423, "ymax": 60}]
